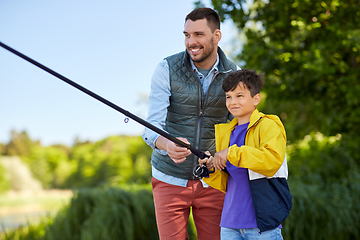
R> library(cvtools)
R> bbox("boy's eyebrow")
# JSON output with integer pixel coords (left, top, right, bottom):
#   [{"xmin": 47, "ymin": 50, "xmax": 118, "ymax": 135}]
[{"xmin": 226, "ymin": 90, "xmax": 246, "ymax": 95}]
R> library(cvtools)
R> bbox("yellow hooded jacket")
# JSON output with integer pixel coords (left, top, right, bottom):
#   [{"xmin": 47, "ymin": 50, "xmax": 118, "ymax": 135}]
[
  {"xmin": 203, "ymin": 108, "xmax": 287, "ymax": 192},
  {"xmin": 203, "ymin": 108, "xmax": 292, "ymax": 232}
]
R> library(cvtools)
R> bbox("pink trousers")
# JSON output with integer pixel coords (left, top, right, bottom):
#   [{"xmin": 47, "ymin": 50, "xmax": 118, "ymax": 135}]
[{"xmin": 151, "ymin": 177, "xmax": 225, "ymax": 240}]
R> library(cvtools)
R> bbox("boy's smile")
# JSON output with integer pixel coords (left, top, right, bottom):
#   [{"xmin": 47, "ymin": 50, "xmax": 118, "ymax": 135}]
[{"xmin": 225, "ymin": 83, "xmax": 260, "ymax": 125}]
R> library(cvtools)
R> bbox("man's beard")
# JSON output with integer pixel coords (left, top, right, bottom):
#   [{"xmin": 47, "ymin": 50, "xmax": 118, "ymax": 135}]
[{"xmin": 188, "ymin": 39, "xmax": 215, "ymax": 64}]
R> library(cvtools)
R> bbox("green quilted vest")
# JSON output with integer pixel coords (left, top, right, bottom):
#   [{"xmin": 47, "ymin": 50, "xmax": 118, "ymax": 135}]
[{"xmin": 151, "ymin": 47, "xmax": 238, "ymax": 180}]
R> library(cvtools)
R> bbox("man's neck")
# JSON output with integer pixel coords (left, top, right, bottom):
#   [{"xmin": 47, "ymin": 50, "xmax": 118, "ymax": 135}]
[
  {"xmin": 193, "ymin": 50, "xmax": 218, "ymax": 69},
  {"xmin": 193, "ymin": 51, "xmax": 217, "ymax": 69}
]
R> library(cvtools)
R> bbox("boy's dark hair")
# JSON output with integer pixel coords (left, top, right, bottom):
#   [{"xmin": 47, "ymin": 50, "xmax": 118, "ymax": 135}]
[
  {"xmin": 222, "ymin": 69, "xmax": 264, "ymax": 97},
  {"xmin": 185, "ymin": 7, "xmax": 220, "ymax": 32}
]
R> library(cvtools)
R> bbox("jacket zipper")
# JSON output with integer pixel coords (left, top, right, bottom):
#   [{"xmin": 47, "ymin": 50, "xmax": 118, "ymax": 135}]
[{"xmin": 245, "ymin": 116, "xmax": 262, "ymax": 232}]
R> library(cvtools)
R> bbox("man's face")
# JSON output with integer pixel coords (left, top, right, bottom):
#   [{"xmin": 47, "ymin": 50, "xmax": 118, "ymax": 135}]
[{"xmin": 183, "ymin": 18, "xmax": 220, "ymax": 69}]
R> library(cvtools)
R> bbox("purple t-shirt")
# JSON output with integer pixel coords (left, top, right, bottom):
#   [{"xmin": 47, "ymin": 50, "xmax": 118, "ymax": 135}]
[{"xmin": 219, "ymin": 122, "xmax": 258, "ymax": 229}]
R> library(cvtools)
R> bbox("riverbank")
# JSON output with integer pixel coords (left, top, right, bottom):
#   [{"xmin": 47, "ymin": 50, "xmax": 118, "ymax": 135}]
[{"xmin": 0, "ymin": 189, "xmax": 73, "ymax": 232}]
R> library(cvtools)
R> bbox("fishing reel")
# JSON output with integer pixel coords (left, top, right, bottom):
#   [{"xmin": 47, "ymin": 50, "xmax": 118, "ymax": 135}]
[{"xmin": 193, "ymin": 163, "xmax": 215, "ymax": 178}]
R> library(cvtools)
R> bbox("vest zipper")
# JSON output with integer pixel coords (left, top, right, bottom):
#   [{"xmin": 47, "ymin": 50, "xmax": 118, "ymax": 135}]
[
  {"xmin": 193, "ymin": 86, "xmax": 203, "ymax": 178},
  {"xmin": 193, "ymin": 69, "xmax": 233, "ymax": 178}
]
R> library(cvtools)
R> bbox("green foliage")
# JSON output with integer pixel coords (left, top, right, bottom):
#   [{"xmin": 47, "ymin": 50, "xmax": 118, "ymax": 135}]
[
  {"xmin": 40, "ymin": 186, "xmax": 157, "ymax": 240},
  {"xmin": 23, "ymin": 145, "xmax": 73, "ymax": 189},
  {"xmin": 210, "ymin": 0, "xmax": 360, "ymax": 141},
  {"xmin": 0, "ymin": 186, "xmax": 198, "ymax": 240},
  {"xmin": 0, "ymin": 161, "xmax": 10, "ymax": 193},
  {"xmin": 1, "ymin": 131, "xmax": 152, "ymax": 189},
  {"xmin": 3, "ymin": 130, "xmax": 36, "ymax": 157},
  {"xmin": 65, "ymin": 135, "xmax": 152, "ymax": 188},
  {"xmin": 284, "ymin": 176, "xmax": 360, "ymax": 240},
  {"xmin": 283, "ymin": 133, "xmax": 360, "ymax": 239},
  {"xmin": 1, "ymin": 218, "xmax": 51, "ymax": 240},
  {"xmin": 201, "ymin": 2, "xmax": 360, "ymax": 236},
  {"xmin": 0, "ymin": 143, "xmax": 5, "ymax": 155}
]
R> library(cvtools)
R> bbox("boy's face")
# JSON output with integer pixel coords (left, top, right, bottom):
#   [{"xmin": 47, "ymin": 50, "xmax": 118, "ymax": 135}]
[{"xmin": 225, "ymin": 83, "xmax": 260, "ymax": 125}]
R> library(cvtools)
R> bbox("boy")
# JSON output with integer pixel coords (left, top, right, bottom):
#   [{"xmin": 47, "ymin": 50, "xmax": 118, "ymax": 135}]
[{"xmin": 199, "ymin": 69, "xmax": 292, "ymax": 239}]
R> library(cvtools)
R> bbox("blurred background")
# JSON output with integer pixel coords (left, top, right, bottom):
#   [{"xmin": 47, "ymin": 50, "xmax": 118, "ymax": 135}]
[
  {"xmin": 0, "ymin": 0, "xmax": 238, "ymax": 146},
  {"xmin": 1, "ymin": 0, "xmax": 359, "ymax": 239}
]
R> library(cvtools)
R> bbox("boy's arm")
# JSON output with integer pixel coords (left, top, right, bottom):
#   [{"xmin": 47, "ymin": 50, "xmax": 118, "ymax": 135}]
[
  {"xmin": 199, "ymin": 152, "xmax": 228, "ymax": 193},
  {"xmin": 227, "ymin": 120, "xmax": 286, "ymax": 177}
]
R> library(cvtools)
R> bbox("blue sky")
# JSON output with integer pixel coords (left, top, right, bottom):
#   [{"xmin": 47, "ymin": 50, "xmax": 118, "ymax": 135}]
[{"xmin": 0, "ymin": 0, "xmax": 240, "ymax": 146}]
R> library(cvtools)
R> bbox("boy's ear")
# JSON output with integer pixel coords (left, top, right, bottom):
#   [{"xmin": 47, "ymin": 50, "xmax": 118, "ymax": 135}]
[{"xmin": 253, "ymin": 93, "xmax": 261, "ymax": 106}]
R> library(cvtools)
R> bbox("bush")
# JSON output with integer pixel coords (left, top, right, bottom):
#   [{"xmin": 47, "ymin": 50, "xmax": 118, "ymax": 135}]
[
  {"xmin": 282, "ymin": 133, "xmax": 360, "ymax": 239},
  {"xmin": 0, "ymin": 161, "xmax": 9, "ymax": 193},
  {"xmin": 41, "ymin": 185, "xmax": 158, "ymax": 240},
  {"xmin": 0, "ymin": 185, "xmax": 197, "ymax": 240}
]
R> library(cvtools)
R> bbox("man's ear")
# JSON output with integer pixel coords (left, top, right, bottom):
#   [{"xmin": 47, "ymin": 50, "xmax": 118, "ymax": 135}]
[
  {"xmin": 253, "ymin": 93, "xmax": 261, "ymax": 106},
  {"xmin": 214, "ymin": 29, "xmax": 221, "ymax": 44}
]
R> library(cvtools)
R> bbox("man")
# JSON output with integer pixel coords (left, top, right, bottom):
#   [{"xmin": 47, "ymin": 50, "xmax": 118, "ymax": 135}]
[{"xmin": 142, "ymin": 7, "xmax": 238, "ymax": 240}]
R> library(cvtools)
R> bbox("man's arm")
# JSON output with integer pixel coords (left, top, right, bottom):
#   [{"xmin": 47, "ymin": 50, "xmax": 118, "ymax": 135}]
[
  {"xmin": 142, "ymin": 60, "xmax": 171, "ymax": 153},
  {"xmin": 142, "ymin": 60, "xmax": 191, "ymax": 162}
]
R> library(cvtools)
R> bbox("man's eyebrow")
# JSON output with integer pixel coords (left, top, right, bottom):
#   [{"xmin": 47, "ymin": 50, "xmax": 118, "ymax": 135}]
[{"xmin": 183, "ymin": 30, "xmax": 206, "ymax": 34}]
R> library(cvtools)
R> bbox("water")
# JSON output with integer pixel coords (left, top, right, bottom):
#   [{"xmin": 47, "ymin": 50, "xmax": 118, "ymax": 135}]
[{"xmin": 0, "ymin": 211, "xmax": 52, "ymax": 233}]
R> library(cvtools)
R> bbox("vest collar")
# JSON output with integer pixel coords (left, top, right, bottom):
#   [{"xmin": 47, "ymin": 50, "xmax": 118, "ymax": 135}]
[
  {"xmin": 183, "ymin": 47, "xmax": 231, "ymax": 73},
  {"xmin": 190, "ymin": 53, "xmax": 219, "ymax": 74}
]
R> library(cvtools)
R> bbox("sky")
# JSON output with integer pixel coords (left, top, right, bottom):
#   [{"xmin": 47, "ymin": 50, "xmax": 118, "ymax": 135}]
[{"xmin": 0, "ymin": 0, "xmax": 241, "ymax": 146}]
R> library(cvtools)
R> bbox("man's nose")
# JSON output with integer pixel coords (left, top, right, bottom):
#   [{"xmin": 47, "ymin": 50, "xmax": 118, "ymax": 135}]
[{"xmin": 188, "ymin": 35, "xmax": 197, "ymax": 46}]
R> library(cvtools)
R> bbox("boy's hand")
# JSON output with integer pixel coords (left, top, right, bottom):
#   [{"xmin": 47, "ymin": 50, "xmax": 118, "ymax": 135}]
[
  {"xmin": 213, "ymin": 148, "xmax": 229, "ymax": 170},
  {"xmin": 199, "ymin": 151, "xmax": 214, "ymax": 170}
]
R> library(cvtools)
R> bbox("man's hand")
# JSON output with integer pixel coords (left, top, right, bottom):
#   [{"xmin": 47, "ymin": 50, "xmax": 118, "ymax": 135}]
[
  {"xmin": 166, "ymin": 137, "xmax": 192, "ymax": 163},
  {"xmin": 213, "ymin": 148, "xmax": 229, "ymax": 170},
  {"xmin": 155, "ymin": 136, "xmax": 191, "ymax": 163}
]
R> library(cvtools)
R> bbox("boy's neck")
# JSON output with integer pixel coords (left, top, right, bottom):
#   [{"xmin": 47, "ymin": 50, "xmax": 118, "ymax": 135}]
[
  {"xmin": 236, "ymin": 108, "xmax": 256, "ymax": 125},
  {"xmin": 237, "ymin": 117, "xmax": 250, "ymax": 125}
]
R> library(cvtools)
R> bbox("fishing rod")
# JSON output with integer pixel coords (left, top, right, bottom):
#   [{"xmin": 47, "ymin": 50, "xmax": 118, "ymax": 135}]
[{"xmin": 0, "ymin": 41, "xmax": 213, "ymax": 178}]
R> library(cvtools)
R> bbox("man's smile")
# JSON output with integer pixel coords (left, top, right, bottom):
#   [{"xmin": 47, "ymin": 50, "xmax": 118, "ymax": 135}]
[{"xmin": 189, "ymin": 46, "xmax": 202, "ymax": 54}]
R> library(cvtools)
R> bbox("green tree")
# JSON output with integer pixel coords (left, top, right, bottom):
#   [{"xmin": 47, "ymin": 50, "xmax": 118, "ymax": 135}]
[
  {"xmin": 24, "ymin": 144, "xmax": 74, "ymax": 189},
  {"xmin": 5, "ymin": 130, "xmax": 36, "ymax": 156},
  {"xmin": 208, "ymin": 0, "xmax": 360, "ymax": 142},
  {"xmin": 197, "ymin": 1, "xmax": 360, "ymax": 239},
  {"xmin": 65, "ymin": 136, "xmax": 152, "ymax": 188},
  {"xmin": 0, "ymin": 161, "xmax": 10, "ymax": 192},
  {"xmin": 0, "ymin": 143, "xmax": 5, "ymax": 155}
]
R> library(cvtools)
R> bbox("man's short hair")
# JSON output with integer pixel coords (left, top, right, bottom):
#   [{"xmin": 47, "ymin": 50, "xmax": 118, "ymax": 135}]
[
  {"xmin": 185, "ymin": 7, "xmax": 221, "ymax": 32},
  {"xmin": 222, "ymin": 69, "xmax": 264, "ymax": 97}
]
